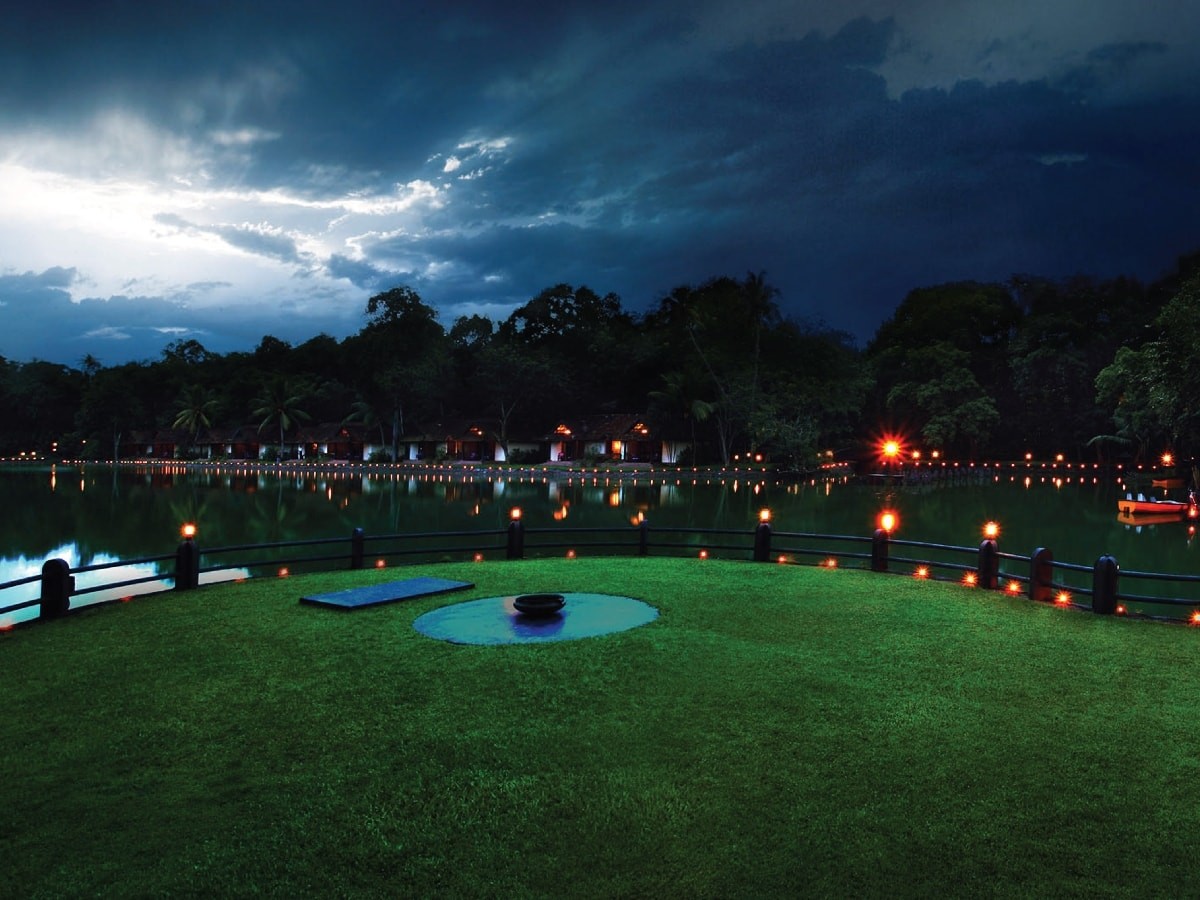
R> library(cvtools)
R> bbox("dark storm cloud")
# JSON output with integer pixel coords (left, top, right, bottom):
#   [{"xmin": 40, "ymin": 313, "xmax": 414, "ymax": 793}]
[
  {"xmin": 1056, "ymin": 41, "xmax": 1169, "ymax": 95},
  {"xmin": 361, "ymin": 13, "xmax": 1199, "ymax": 326},
  {"xmin": 1, "ymin": 2, "xmax": 1199, "ymax": 363},
  {"xmin": 0, "ymin": 268, "xmax": 192, "ymax": 363},
  {"xmin": 209, "ymin": 225, "xmax": 303, "ymax": 266},
  {"xmin": 153, "ymin": 214, "xmax": 304, "ymax": 266},
  {"xmin": 0, "ymin": 267, "xmax": 350, "ymax": 365},
  {"xmin": 326, "ymin": 254, "xmax": 392, "ymax": 291}
]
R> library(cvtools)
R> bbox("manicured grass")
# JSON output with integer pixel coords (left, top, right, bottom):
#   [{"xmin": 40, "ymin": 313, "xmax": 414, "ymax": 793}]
[{"xmin": 3, "ymin": 557, "xmax": 1200, "ymax": 897}]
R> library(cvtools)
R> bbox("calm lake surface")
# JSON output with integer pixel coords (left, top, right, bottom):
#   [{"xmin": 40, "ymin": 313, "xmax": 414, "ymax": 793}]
[{"xmin": 3, "ymin": 462, "xmax": 1197, "ymax": 625}]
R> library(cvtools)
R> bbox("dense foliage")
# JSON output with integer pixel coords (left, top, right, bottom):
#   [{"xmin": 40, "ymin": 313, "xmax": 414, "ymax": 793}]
[{"xmin": 3, "ymin": 253, "xmax": 1200, "ymax": 466}]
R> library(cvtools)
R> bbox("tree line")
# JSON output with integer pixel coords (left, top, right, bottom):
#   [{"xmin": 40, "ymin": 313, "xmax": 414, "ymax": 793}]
[{"xmin": 3, "ymin": 253, "xmax": 1200, "ymax": 467}]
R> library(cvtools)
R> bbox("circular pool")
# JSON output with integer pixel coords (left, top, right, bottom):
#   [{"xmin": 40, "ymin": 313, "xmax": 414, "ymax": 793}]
[{"xmin": 413, "ymin": 592, "xmax": 658, "ymax": 645}]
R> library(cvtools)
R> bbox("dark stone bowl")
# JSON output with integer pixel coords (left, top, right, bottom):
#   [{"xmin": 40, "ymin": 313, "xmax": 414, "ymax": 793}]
[{"xmin": 513, "ymin": 593, "xmax": 566, "ymax": 617}]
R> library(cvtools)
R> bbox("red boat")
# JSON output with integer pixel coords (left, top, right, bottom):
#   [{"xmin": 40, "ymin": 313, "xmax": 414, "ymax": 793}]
[{"xmin": 1117, "ymin": 493, "xmax": 1196, "ymax": 517}]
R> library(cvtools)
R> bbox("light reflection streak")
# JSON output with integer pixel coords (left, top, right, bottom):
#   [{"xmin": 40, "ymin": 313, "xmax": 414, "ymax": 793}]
[{"xmin": 0, "ymin": 544, "xmax": 249, "ymax": 629}]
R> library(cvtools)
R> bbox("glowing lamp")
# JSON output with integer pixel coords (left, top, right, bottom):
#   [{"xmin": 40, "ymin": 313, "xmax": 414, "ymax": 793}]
[
  {"xmin": 1116, "ymin": 604, "xmax": 1127, "ymax": 616},
  {"xmin": 180, "ymin": 523, "xmax": 197, "ymax": 540},
  {"xmin": 759, "ymin": 508, "xmax": 772, "ymax": 523},
  {"xmin": 1006, "ymin": 580, "xmax": 1021, "ymax": 594},
  {"xmin": 882, "ymin": 440, "xmax": 900, "ymax": 459},
  {"xmin": 699, "ymin": 549, "xmax": 709, "ymax": 560},
  {"xmin": 473, "ymin": 552, "xmax": 484, "ymax": 562},
  {"xmin": 879, "ymin": 511, "xmax": 898, "ymax": 534},
  {"xmin": 777, "ymin": 555, "xmax": 787, "ymax": 564},
  {"xmin": 914, "ymin": 566, "xmax": 930, "ymax": 579},
  {"xmin": 278, "ymin": 567, "xmax": 290, "ymax": 578},
  {"xmin": 1163, "ymin": 452, "xmax": 1175, "ymax": 466},
  {"xmin": 510, "ymin": 507, "xmax": 522, "ymax": 521},
  {"xmin": 823, "ymin": 558, "xmax": 838, "ymax": 568},
  {"xmin": 983, "ymin": 521, "xmax": 1000, "ymax": 540},
  {"xmin": 375, "ymin": 559, "xmax": 386, "ymax": 569},
  {"xmin": 1191, "ymin": 610, "xmax": 1200, "ymax": 626},
  {"xmin": 963, "ymin": 572, "xmax": 977, "ymax": 587},
  {"xmin": 1055, "ymin": 591, "xmax": 1071, "ymax": 606}
]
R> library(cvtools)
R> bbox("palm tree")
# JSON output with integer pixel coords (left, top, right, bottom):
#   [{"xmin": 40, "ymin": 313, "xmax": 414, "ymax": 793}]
[
  {"xmin": 252, "ymin": 378, "xmax": 312, "ymax": 460},
  {"xmin": 173, "ymin": 386, "xmax": 218, "ymax": 454},
  {"xmin": 649, "ymin": 369, "xmax": 714, "ymax": 464},
  {"xmin": 343, "ymin": 397, "xmax": 387, "ymax": 455}
]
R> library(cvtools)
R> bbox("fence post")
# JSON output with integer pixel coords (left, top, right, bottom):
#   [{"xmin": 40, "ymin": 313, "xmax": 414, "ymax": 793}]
[
  {"xmin": 350, "ymin": 527, "xmax": 365, "ymax": 570},
  {"xmin": 506, "ymin": 518, "xmax": 525, "ymax": 560},
  {"xmin": 175, "ymin": 536, "xmax": 200, "ymax": 592},
  {"xmin": 638, "ymin": 519, "xmax": 649, "ymax": 557},
  {"xmin": 978, "ymin": 539, "xmax": 999, "ymax": 589},
  {"xmin": 1092, "ymin": 554, "xmax": 1119, "ymax": 615},
  {"xmin": 753, "ymin": 520, "xmax": 772, "ymax": 562},
  {"xmin": 39, "ymin": 558, "xmax": 73, "ymax": 619},
  {"xmin": 870, "ymin": 528, "xmax": 889, "ymax": 572},
  {"xmin": 1029, "ymin": 547, "xmax": 1053, "ymax": 604}
]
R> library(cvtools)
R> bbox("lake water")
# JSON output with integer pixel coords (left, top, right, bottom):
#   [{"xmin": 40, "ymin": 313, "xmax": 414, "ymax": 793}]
[{"xmin": 3, "ymin": 462, "xmax": 1197, "ymax": 625}]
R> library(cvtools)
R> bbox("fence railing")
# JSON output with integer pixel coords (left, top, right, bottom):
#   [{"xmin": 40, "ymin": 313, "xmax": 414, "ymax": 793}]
[{"xmin": 4, "ymin": 520, "xmax": 1200, "ymax": 628}]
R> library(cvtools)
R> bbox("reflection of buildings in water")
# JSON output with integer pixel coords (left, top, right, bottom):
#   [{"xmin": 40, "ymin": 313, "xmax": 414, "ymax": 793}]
[
  {"xmin": 658, "ymin": 482, "xmax": 683, "ymax": 507},
  {"xmin": 224, "ymin": 475, "xmax": 262, "ymax": 494},
  {"xmin": 580, "ymin": 486, "xmax": 608, "ymax": 507},
  {"xmin": 515, "ymin": 478, "xmax": 687, "ymax": 513},
  {"xmin": 443, "ymin": 480, "xmax": 496, "ymax": 504}
]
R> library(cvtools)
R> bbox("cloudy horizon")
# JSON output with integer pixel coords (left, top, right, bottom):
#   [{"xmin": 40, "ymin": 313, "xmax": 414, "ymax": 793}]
[{"xmin": 2, "ymin": 1, "xmax": 1198, "ymax": 366}]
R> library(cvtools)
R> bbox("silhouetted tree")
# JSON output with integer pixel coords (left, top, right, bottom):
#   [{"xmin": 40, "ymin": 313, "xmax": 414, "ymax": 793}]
[
  {"xmin": 173, "ymin": 386, "xmax": 219, "ymax": 452},
  {"xmin": 252, "ymin": 377, "xmax": 312, "ymax": 459}
]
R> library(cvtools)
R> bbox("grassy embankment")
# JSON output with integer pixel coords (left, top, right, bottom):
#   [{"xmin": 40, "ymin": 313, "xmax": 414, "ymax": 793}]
[{"xmin": 3, "ymin": 557, "xmax": 1199, "ymax": 897}]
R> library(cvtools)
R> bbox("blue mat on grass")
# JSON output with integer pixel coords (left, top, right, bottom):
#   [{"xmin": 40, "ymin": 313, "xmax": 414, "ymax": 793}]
[{"xmin": 300, "ymin": 577, "xmax": 474, "ymax": 610}]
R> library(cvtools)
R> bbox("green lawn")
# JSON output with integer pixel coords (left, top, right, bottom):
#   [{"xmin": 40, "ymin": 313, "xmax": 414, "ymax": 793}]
[{"xmin": 3, "ymin": 557, "xmax": 1199, "ymax": 897}]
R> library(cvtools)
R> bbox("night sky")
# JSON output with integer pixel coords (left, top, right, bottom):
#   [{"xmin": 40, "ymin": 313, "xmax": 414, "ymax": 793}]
[{"xmin": 2, "ymin": 1, "xmax": 1198, "ymax": 365}]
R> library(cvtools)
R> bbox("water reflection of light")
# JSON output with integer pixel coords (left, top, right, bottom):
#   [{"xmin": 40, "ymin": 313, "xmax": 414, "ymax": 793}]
[{"xmin": 0, "ymin": 544, "xmax": 248, "ymax": 629}]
